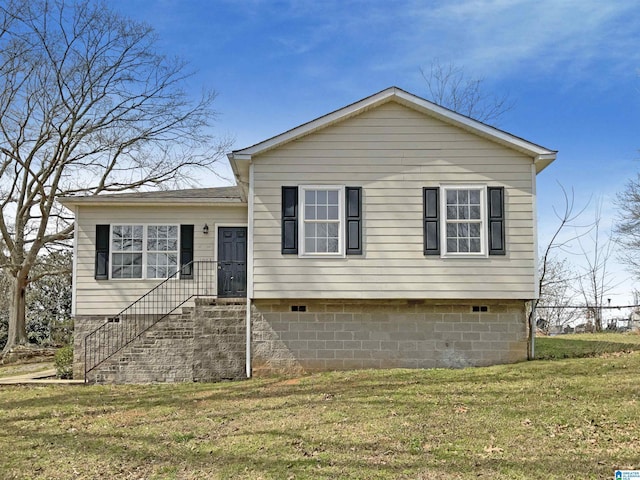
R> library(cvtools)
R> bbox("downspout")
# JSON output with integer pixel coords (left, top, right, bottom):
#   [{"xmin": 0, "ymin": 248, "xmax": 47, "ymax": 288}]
[{"xmin": 246, "ymin": 161, "xmax": 255, "ymax": 378}]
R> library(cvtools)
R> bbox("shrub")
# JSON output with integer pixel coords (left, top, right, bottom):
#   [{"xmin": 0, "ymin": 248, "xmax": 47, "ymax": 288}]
[{"xmin": 54, "ymin": 345, "xmax": 73, "ymax": 379}]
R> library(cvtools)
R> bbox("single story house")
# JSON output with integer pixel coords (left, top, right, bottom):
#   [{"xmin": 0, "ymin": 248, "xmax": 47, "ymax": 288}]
[{"xmin": 60, "ymin": 87, "xmax": 556, "ymax": 383}]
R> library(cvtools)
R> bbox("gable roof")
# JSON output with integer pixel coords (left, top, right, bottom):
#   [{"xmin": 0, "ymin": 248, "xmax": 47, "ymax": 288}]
[
  {"xmin": 228, "ymin": 86, "xmax": 556, "ymax": 188},
  {"xmin": 59, "ymin": 185, "xmax": 244, "ymax": 207}
]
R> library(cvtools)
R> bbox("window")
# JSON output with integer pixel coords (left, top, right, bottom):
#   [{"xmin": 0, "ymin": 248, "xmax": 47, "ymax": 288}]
[
  {"xmin": 281, "ymin": 186, "xmax": 361, "ymax": 256},
  {"xmin": 423, "ymin": 186, "xmax": 505, "ymax": 257},
  {"xmin": 146, "ymin": 225, "xmax": 179, "ymax": 278},
  {"xmin": 443, "ymin": 186, "xmax": 485, "ymax": 255},
  {"xmin": 300, "ymin": 186, "xmax": 344, "ymax": 256},
  {"xmin": 111, "ymin": 225, "xmax": 179, "ymax": 279},
  {"xmin": 111, "ymin": 225, "xmax": 143, "ymax": 279}
]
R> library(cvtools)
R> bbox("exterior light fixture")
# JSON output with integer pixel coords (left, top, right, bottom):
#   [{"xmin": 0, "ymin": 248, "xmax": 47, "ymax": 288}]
[{"xmin": 203, "ymin": 224, "xmax": 209, "ymax": 235}]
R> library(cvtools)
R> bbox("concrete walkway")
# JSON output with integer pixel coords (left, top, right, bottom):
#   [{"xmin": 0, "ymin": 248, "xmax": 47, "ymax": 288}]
[{"xmin": 0, "ymin": 367, "xmax": 84, "ymax": 385}]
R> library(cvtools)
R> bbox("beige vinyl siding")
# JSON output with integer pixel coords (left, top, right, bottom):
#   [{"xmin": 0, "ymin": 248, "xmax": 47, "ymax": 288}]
[
  {"xmin": 74, "ymin": 205, "xmax": 247, "ymax": 315},
  {"xmin": 251, "ymin": 101, "xmax": 536, "ymax": 300}
]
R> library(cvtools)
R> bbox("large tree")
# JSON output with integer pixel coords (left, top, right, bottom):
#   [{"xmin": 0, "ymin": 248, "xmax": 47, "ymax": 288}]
[{"xmin": 0, "ymin": 0, "xmax": 228, "ymax": 353}]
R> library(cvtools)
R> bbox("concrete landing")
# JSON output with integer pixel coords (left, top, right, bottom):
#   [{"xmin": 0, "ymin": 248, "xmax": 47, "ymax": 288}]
[{"xmin": 0, "ymin": 367, "xmax": 84, "ymax": 385}]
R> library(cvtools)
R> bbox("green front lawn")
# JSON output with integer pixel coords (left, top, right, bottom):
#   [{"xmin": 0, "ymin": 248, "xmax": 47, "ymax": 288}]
[
  {"xmin": 1, "ymin": 338, "xmax": 639, "ymax": 479},
  {"xmin": 536, "ymin": 332, "xmax": 640, "ymax": 359}
]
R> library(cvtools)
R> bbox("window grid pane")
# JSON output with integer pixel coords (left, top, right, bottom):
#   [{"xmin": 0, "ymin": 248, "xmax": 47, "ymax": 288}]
[
  {"xmin": 302, "ymin": 188, "xmax": 341, "ymax": 254},
  {"xmin": 304, "ymin": 221, "xmax": 340, "ymax": 253},
  {"xmin": 112, "ymin": 225, "xmax": 143, "ymax": 252},
  {"xmin": 112, "ymin": 252, "xmax": 143, "ymax": 279},
  {"xmin": 146, "ymin": 225, "xmax": 178, "ymax": 279},
  {"xmin": 111, "ymin": 224, "xmax": 178, "ymax": 279},
  {"xmin": 444, "ymin": 188, "xmax": 483, "ymax": 254}
]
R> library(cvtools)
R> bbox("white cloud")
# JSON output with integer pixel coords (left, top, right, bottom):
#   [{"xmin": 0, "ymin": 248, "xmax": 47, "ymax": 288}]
[{"xmin": 399, "ymin": 0, "xmax": 640, "ymax": 84}]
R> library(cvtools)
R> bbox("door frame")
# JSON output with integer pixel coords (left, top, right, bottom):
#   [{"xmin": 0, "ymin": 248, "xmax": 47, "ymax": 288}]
[{"xmin": 214, "ymin": 223, "xmax": 248, "ymax": 298}]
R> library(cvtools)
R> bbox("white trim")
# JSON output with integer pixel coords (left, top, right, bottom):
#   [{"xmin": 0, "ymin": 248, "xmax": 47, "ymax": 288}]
[
  {"xmin": 245, "ymin": 163, "xmax": 255, "ymax": 379},
  {"xmin": 246, "ymin": 297, "xmax": 252, "ymax": 378},
  {"xmin": 439, "ymin": 185, "xmax": 488, "ymax": 258},
  {"xmin": 530, "ymin": 162, "xmax": 538, "ymax": 358},
  {"xmin": 109, "ymin": 224, "xmax": 180, "ymax": 280},
  {"xmin": 298, "ymin": 185, "xmax": 345, "ymax": 257},
  {"xmin": 59, "ymin": 198, "xmax": 244, "ymax": 207},
  {"xmin": 531, "ymin": 163, "xmax": 539, "ymax": 299},
  {"xmin": 247, "ymin": 162, "xmax": 255, "ymax": 298},
  {"xmin": 71, "ymin": 206, "xmax": 78, "ymax": 317}
]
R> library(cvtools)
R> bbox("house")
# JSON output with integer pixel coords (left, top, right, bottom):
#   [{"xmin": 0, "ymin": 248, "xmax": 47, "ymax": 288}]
[{"xmin": 60, "ymin": 87, "xmax": 556, "ymax": 383}]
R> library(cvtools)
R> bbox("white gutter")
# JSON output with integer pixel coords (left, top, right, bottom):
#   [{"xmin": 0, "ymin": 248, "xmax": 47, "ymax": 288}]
[{"xmin": 246, "ymin": 161, "xmax": 255, "ymax": 378}]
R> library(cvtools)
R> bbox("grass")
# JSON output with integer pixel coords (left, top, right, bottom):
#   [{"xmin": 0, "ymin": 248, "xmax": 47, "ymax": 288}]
[
  {"xmin": 0, "ymin": 335, "xmax": 639, "ymax": 479},
  {"xmin": 536, "ymin": 332, "xmax": 640, "ymax": 359}
]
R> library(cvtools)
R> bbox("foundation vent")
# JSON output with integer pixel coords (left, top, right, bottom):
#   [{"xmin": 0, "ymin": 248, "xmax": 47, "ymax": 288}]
[{"xmin": 472, "ymin": 306, "xmax": 489, "ymax": 313}]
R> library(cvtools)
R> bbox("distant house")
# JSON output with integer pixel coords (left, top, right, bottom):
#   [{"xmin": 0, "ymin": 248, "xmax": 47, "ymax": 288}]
[{"xmin": 60, "ymin": 87, "xmax": 557, "ymax": 383}]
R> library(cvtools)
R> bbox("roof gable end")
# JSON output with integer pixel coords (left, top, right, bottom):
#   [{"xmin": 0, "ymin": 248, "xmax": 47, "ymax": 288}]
[{"xmin": 229, "ymin": 86, "xmax": 556, "ymax": 173}]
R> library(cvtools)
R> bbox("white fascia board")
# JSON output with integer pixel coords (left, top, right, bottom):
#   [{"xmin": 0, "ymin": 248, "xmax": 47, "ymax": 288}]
[
  {"xmin": 228, "ymin": 153, "xmax": 250, "ymax": 201},
  {"xmin": 58, "ymin": 199, "xmax": 246, "ymax": 207},
  {"xmin": 232, "ymin": 88, "xmax": 399, "ymax": 158},
  {"xmin": 392, "ymin": 90, "xmax": 557, "ymax": 160},
  {"xmin": 533, "ymin": 153, "xmax": 558, "ymax": 174}
]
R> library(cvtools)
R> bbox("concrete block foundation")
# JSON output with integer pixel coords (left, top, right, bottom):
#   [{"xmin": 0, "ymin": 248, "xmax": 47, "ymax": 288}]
[
  {"xmin": 73, "ymin": 298, "xmax": 528, "ymax": 382},
  {"xmin": 251, "ymin": 299, "xmax": 527, "ymax": 376}
]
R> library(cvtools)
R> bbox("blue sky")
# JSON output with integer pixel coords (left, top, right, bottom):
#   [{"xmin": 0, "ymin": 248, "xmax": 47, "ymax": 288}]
[{"xmin": 114, "ymin": 0, "xmax": 640, "ymax": 306}]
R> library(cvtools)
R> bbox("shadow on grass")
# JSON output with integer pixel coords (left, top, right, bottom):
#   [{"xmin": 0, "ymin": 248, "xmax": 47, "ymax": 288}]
[{"xmin": 1, "ymin": 354, "xmax": 640, "ymax": 479}]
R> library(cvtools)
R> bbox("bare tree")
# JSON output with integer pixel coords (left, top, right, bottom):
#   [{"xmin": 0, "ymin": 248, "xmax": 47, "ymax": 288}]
[
  {"xmin": 615, "ymin": 173, "xmax": 640, "ymax": 277},
  {"xmin": 575, "ymin": 204, "xmax": 616, "ymax": 332},
  {"xmin": 535, "ymin": 256, "xmax": 580, "ymax": 334},
  {"xmin": 0, "ymin": 0, "xmax": 229, "ymax": 353},
  {"xmin": 420, "ymin": 60, "xmax": 514, "ymax": 125},
  {"xmin": 528, "ymin": 185, "xmax": 588, "ymax": 357}
]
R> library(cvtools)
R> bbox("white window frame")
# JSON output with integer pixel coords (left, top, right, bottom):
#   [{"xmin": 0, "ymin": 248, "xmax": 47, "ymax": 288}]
[
  {"xmin": 440, "ymin": 185, "xmax": 487, "ymax": 258},
  {"xmin": 110, "ymin": 224, "xmax": 181, "ymax": 280},
  {"xmin": 298, "ymin": 185, "xmax": 345, "ymax": 257}
]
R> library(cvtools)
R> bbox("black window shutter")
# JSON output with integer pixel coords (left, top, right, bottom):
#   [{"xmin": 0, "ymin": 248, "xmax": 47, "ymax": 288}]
[
  {"xmin": 423, "ymin": 187, "xmax": 440, "ymax": 255},
  {"xmin": 95, "ymin": 224, "xmax": 110, "ymax": 280},
  {"xmin": 488, "ymin": 187, "xmax": 506, "ymax": 255},
  {"xmin": 282, "ymin": 186, "xmax": 298, "ymax": 254},
  {"xmin": 345, "ymin": 186, "xmax": 362, "ymax": 255},
  {"xmin": 180, "ymin": 224, "xmax": 194, "ymax": 278}
]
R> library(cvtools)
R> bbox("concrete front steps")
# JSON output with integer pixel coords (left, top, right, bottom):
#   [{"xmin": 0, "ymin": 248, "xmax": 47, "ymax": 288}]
[{"xmin": 86, "ymin": 298, "xmax": 247, "ymax": 384}]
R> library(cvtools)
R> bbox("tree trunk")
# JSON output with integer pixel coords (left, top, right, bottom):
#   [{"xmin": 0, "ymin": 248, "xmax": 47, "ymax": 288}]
[{"xmin": 2, "ymin": 272, "xmax": 28, "ymax": 353}]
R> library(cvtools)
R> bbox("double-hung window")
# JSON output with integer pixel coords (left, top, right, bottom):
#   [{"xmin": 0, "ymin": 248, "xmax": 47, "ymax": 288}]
[
  {"xmin": 443, "ymin": 187, "xmax": 485, "ymax": 255},
  {"xmin": 146, "ymin": 225, "xmax": 179, "ymax": 278},
  {"xmin": 111, "ymin": 225, "xmax": 144, "ymax": 279},
  {"xmin": 281, "ymin": 185, "xmax": 362, "ymax": 256},
  {"xmin": 111, "ymin": 225, "xmax": 179, "ymax": 279},
  {"xmin": 423, "ymin": 185, "xmax": 505, "ymax": 257},
  {"xmin": 300, "ymin": 186, "xmax": 344, "ymax": 256}
]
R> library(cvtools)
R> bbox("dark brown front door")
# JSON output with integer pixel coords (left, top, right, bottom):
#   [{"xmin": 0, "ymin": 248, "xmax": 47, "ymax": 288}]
[{"xmin": 217, "ymin": 227, "xmax": 247, "ymax": 297}]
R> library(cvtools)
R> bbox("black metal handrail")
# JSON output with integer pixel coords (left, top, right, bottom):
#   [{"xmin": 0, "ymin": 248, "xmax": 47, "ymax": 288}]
[{"xmin": 83, "ymin": 260, "xmax": 241, "ymax": 381}]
